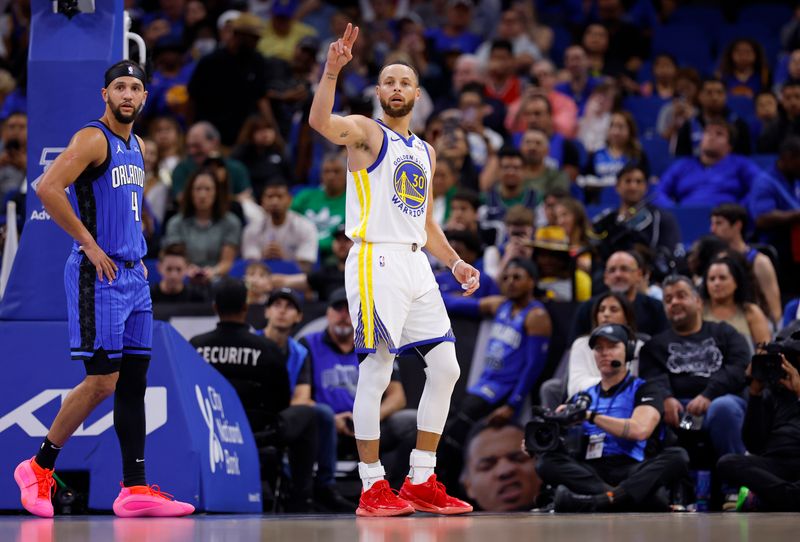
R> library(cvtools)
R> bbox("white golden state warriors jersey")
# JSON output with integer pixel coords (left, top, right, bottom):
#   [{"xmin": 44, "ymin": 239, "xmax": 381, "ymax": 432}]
[{"xmin": 345, "ymin": 119, "xmax": 432, "ymax": 245}]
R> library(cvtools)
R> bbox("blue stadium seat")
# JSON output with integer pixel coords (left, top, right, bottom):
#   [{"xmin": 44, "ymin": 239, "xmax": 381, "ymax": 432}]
[
  {"xmin": 622, "ymin": 96, "xmax": 668, "ymax": 137},
  {"xmin": 642, "ymin": 136, "xmax": 672, "ymax": 177},
  {"xmin": 652, "ymin": 24, "xmax": 715, "ymax": 75},
  {"xmin": 672, "ymin": 206, "xmax": 713, "ymax": 246},
  {"xmin": 738, "ymin": 3, "xmax": 793, "ymax": 33},
  {"xmin": 228, "ymin": 258, "xmax": 301, "ymax": 278},
  {"xmin": 750, "ymin": 154, "xmax": 778, "ymax": 172},
  {"xmin": 665, "ymin": 5, "xmax": 726, "ymax": 29}
]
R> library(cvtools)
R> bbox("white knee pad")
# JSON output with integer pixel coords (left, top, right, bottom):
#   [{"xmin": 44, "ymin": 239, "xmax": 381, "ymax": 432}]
[
  {"xmin": 353, "ymin": 344, "xmax": 395, "ymax": 440},
  {"xmin": 417, "ymin": 341, "xmax": 460, "ymax": 434}
]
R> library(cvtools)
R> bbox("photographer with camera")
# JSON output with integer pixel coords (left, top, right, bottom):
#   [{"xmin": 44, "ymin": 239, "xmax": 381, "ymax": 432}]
[
  {"xmin": 533, "ymin": 324, "xmax": 689, "ymax": 512},
  {"xmin": 716, "ymin": 335, "xmax": 800, "ymax": 511}
]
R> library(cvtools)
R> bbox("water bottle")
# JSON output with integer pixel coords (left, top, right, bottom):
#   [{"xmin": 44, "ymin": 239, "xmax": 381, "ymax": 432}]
[{"xmin": 695, "ymin": 470, "xmax": 711, "ymax": 512}]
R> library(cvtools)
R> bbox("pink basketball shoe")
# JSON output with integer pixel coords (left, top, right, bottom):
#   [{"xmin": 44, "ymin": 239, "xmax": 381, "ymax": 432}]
[
  {"xmin": 112, "ymin": 484, "xmax": 195, "ymax": 517},
  {"xmin": 14, "ymin": 457, "xmax": 55, "ymax": 518}
]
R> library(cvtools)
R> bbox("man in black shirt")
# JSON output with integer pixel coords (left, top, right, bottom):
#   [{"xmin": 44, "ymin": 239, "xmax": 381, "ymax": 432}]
[
  {"xmin": 537, "ymin": 324, "xmax": 689, "ymax": 512},
  {"xmin": 569, "ymin": 250, "xmax": 668, "ymax": 342},
  {"xmin": 150, "ymin": 244, "xmax": 208, "ymax": 304},
  {"xmin": 190, "ymin": 278, "xmax": 317, "ymax": 512},
  {"xmin": 639, "ymin": 275, "xmax": 750, "ymax": 460},
  {"xmin": 717, "ymin": 345, "xmax": 800, "ymax": 511}
]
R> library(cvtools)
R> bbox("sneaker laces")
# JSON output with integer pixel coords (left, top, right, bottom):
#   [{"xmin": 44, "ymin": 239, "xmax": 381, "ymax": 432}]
[
  {"xmin": 37, "ymin": 469, "xmax": 55, "ymax": 500},
  {"xmin": 144, "ymin": 485, "xmax": 176, "ymax": 501},
  {"xmin": 370, "ymin": 481, "xmax": 404, "ymax": 503}
]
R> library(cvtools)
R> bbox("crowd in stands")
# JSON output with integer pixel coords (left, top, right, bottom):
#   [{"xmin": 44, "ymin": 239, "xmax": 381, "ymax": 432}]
[{"xmin": 1, "ymin": 0, "xmax": 800, "ymax": 514}]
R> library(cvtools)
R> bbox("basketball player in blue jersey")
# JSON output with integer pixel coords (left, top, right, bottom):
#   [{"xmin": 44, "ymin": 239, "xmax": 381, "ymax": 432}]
[
  {"xmin": 310, "ymin": 24, "xmax": 481, "ymax": 516},
  {"xmin": 13, "ymin": 60, "xmax": 193, "ymax": 518}
]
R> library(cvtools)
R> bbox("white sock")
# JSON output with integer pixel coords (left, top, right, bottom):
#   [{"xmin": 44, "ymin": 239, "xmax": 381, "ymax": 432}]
[
  {"xmin": 408, "ymin": 449, "xmax": 436, "ymax": 484},
  {"xmin": 358, "ymin": 461, "xmax": 385, "ymax": 491}
]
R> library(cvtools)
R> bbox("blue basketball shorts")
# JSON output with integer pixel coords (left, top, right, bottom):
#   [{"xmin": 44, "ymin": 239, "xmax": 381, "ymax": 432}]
[{"xmin": 64, "ymin": 251, "xmax": 152, "ymax": 374}]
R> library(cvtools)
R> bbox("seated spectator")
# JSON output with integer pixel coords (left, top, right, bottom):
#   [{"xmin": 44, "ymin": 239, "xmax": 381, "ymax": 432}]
[
  {"xmin": 431, "ymin": 156, "xmax": 459, "ymax": 227},
  {"xmin": 481, "ymin": 147, "xmax": 537, "ymax": 223},
  {"xmin": 0, "ymin": 112, "xmax": 26, "ymax": 208},
  {"xmin": 749, "ymin": 138, "xmax": 800, "ymax": 297},
  {"xmin": 231, "ymin": 112, "xmax": 290, "ymax": 197},
  {"xmin": 537, "ymin": 324, "xmax": 689, "ymax": 513},
  {"xmin": 190, "ymin": 279, "xmax": 317, "ymax": 512},
  {"xmin": 554, "ymin": 197, "xmax": 594, "ymax": 274},
  {"xmin": 483, "ymin": 205, "xmax": 535, "ymax": 282},
  {"xmin": 639, "ymin": 275, "xmax": 750, "ymax": 461},
  {"xmin": 655, "ymin": 120, "xmax": 760, "ymax": 208},
  {"xmin": 148, "ymin": 115, "xmax": 183, "ymax": 181},
  {"xmin": 484, "ymin": 40, "xmax": 524, "ymax": 107},
  {"xmin": 517, "ymin": 128, "xmax": 570, "ymax": 199},
  {"xmin": 257, "ymin": 2, "xmax": 317, "ymax": 63},
  {"xmin": 511, "ymin": 94, "xmax": 582, "ymax": 181},
  {"xmin": 436, "ymin": 229, "xmax": 500, "ymax": 316},
  {"xmin": 657, "ymin": 68, "xmax": 700, "ymax": 147},
  {"xmin": 242, "ymin": 177, "xmax": 319, "ymax": 273},
  {"xmin": 718, "ymin": 38, "xmax": 770, "ymax": 99},
  {"xmin": 291, "ymin": 152, "xmax": 347, "ymax": 257},
  {"xmin": 142, "ymin": 137, "xmax": 169, "ymax": 230},
  {"xmin": 752, "ymin": 91, "xmax": 780, "ymax": 144},
  {"xmin": 675, "ymin": 77, "xmax": 752, "ymax": 157},
  {"xmin": 149, "ymin": 244, "xmax": 209, "ymax": 304},
  {"xmin": 424, "ymin": 0, "xmax": 482, "ymax": 57},
  {"xmin": 163, "ymin": 167, "xmax": 241, "ymax": 283},
  {"xmin": 555, "ymin": 45, "xmax": 603, "ymax": 116},
  {"xmin": 593, "ymin": 164, "xmax": 681, "ymax": 264},
  {"xmin": 272, "ymin": 223, "xmax": 351, "ymax": 302},
  {"xmin": 535, "ymin": 187, "xmax": 569, "ymax": 229},
  {"xmin": 568, "ymin": 292, "xmax": 644, "ymax": 400},
  {"xmin": 440, "ymin": 258, "xmax": 551, "ymax": 488},
  {"xmin": 244, "ymin": 260, "xmax": 273, "ymax": 329},
  {"xmin": 710, "ymin": 204, "xmax": 782, "ymax": 324},
  {"xmin": 435, "ymin": 121, "xmax": 480, "ymax": 192},
  {"xmin": 170, "ymin": 121, "xmax": 253, "ymax": 202},
  {"xmin": 701, "ymin": 255, "xmax": 772, "ymax": 353},
  {"xmin": 581, "ymin": 23, "xmax": 611, "ymax": 76},
  {"xmin": 717, "ymin": 344, "xmax": 800, "ymax": 512},
  {"xmin": 446, "ymin": 188, "xmax": 500, "ymax": 249},
  {"xmin": 532, "ymin": 226, "xmax": 592, "ymax": 302},
  {"xmin": 580, "ymin": 111, "xmax": 649, "ymax": 190},
  {"xmin": 526, "ymin": 60, "xmax": 578, "ymax": 138},
  {"xmin": 475, "ymin": 7, "xmax": 541, "ymax": 73},
  {"xmin": 143, "ymin": 37, "xmax": 194, "ymax": 124},
  {"xmin": 569, "ymin": 250, "xmax": 668, "ymax": 341},
  {"xmin": 641, "ymin": 53, "xmax": 677, "ymax": 100},
  {"xmin": 457, "ymin": 83, "xmax": 504, "ymax": 171},
  {"xmin": 577, "ymin": 81, "xmax": 618, "ymax": 154},
  {"xmin": 300, "ymin": 288, "xmax": 416, "ymax": 490},
  {"xmin": 759, "ymin": 81, "xmax": 800, "ymax": 154},
  {"xmin": 461, "ymin": 422, "xmax": 542, "ymax": 512}
]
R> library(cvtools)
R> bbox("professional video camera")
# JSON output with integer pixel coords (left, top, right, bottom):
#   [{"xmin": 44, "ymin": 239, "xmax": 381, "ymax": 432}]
[
  {"xmin": 525, "ymin": 392, "xmax": 592, "ymax": 455},
  {"xmin": 752, "ymin": 329, "xmax": 800, "ymax": 386}
]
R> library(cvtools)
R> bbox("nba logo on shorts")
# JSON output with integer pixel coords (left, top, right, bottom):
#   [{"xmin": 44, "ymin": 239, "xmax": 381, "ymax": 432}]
[
  {"xmin": 393, "ymin": 161, "xmax": 427, "ymax": 210},
  {"xmin": 379, "ymin": 256, "xmax": 385, "ymax": 267}
]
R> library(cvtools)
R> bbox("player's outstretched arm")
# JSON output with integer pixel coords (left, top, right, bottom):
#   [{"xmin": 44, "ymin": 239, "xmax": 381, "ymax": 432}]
[
  {"xmin": 309, "ymin": 23, "xmax": 370, "ymax": 147},
  {"xmin": 35, "ymin": 128, "xmax": 118, "ymax": 282}
]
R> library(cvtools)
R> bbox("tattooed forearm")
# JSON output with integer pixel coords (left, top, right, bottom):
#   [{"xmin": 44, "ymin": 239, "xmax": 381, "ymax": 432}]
[
  {"xmin": 326, "ymin": 72, "xmax": 337, "ymax": 80},
  {"xmin": 355, "ymin": 141, "xmax": 369, "ymax": 151}
]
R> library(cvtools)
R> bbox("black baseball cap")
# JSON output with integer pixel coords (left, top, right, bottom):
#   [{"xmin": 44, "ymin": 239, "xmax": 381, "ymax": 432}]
[
  {"xmin": 266, "ymin": 287, "xmax": 302, "ymax": 312},
  {"xmin": 328, "ymin": 287, "xmax": 348, "ymax": 308},
  {"xmin": 588, "ymin": 324, "xmax": 630, "ymax": 349}
]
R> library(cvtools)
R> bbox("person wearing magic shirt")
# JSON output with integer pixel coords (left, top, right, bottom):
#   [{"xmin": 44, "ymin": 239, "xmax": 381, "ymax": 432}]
[{"xmin": 653, "ymin": 119, "xmax": 760, "ymax": 209}]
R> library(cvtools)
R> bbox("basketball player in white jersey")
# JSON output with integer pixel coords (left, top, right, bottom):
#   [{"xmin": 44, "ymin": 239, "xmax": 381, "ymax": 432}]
[{"xmin": 310, "ymin": 24, "xmax": 480, "ymax": 516}]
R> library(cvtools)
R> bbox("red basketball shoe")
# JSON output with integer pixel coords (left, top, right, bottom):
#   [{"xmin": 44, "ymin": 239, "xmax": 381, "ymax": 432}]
[
  {"xmin": 356, "ymin": 480, "xmax": 414, "ymax": 517},
  {"xmin": 399, "ymin": 474, "xmax": 473, "ymax": 515}
]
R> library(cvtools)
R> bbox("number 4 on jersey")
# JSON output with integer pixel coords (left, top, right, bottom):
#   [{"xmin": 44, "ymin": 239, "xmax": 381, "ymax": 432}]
[{"xmin": 131, "ymin": 192, "xmax": 140, "ymax": 222}]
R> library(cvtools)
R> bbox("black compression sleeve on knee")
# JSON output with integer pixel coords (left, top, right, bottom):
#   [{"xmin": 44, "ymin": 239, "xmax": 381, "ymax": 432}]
[{"xmin": 114, "ymin": 356, "xmax": 149, "ymax": 487}]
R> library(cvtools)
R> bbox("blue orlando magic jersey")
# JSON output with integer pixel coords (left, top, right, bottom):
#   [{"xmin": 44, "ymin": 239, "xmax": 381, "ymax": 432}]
[
  {"xmin": 68, "ymin": 121, "xmax": 147, "ymax": 261},
  {"xmin": 469, "ymin": 299, "xmax": 548, "ymax": 404}
]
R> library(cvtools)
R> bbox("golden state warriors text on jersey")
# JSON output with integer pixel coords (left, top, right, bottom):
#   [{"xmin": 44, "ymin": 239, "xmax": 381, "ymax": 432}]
[{"xmin": 344, "ymin": 119, "xmax": 433, "ymax": 246}]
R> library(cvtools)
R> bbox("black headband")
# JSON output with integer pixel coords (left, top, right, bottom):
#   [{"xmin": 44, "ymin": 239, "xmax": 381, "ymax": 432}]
[{"xmin": 104, "ymin": 62, "xmax": 146, "ymax": 88}]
